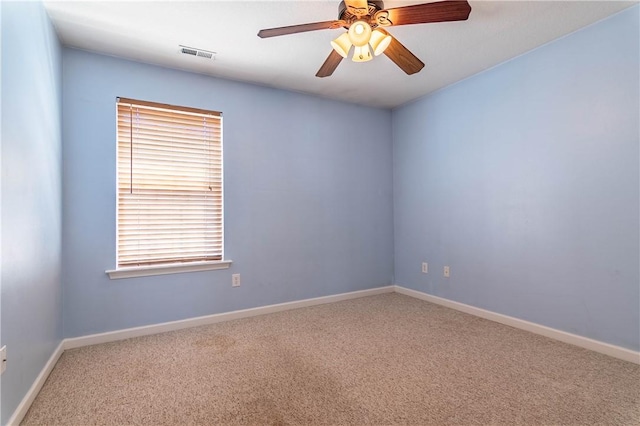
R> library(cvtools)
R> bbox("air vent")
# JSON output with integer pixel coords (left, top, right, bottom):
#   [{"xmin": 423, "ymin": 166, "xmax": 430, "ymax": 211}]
[
  {"xmin": 181, "ymin": 47, "xmax": 198, "ymax": 56},
  {"xmin": 179, "ymin": 45, "xmax": 216, "ymax": 60},
  {"xmin": 196, "ymin": 51, "xmax": 213, "ymax": 59}
]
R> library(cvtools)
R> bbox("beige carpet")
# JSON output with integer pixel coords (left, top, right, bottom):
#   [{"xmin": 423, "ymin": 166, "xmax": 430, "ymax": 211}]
[{"xmin": 22, "ymin": 293, "xmax": 640, "ymax": 425}]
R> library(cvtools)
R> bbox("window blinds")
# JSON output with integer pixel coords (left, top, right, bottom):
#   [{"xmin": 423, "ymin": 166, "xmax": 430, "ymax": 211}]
[{"xmin": 116, "ymin": 98, "xmax": 223, "ymax": 267}]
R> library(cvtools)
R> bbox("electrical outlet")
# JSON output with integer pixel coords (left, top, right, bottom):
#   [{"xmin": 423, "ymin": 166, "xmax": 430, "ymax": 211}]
[
  {"xmin": 444, "ymin": 266, "xmax": 450, "ymax": 278},
  {"xmin": 232, "ymin": 274, "xmax": 241, "ymax": 287},
  {"xmin": 421, "ymin": 262, "xmax": 428, "ymax": 273},
  {"xmin": 1, "ymin": 346, "xmax": 6, "ymax": 375}
]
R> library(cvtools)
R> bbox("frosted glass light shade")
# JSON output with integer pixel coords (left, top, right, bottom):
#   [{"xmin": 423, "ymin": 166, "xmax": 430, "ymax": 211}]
[
  {"xmin": 348, "ymin": 20, "xmax": 372, "ymax": 47},
  {"xmin": 330, "ymin": 32, "xmax": 352, "ymax": 58},
  {"xmin": 352, "ymin": 44, "xmax": 372, "ymax": 62},
  {"xmin": 369, "ymin": 29, "xmax": 392, "ymax": 56}
]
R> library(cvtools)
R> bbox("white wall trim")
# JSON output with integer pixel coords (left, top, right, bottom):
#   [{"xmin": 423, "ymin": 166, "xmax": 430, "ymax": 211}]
[
  {"xmin": 394, "ymin": 285, "xmax": 640, "ymax": 365},
  {"xmin": 64, "ymin": 286, "xmax": 395, "ymax": 349},
  {"xmin": 10, "ymin": 283, "xmax": 638, "ymax": 425},
  {"xmin": 7, "ymin": 341, "xmax": 64, "ymax": 426},
  {"xmin": 9, "ymin": 286, "xmax": 393, "ymax": 423},
  {"xmin": 106, "ymin": 260, "xmax": 232, "ymax": 280}
]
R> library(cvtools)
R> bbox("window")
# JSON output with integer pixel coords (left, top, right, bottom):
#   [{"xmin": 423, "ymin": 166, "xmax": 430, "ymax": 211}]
[{"xmin": 108, "ymin": 98, "xmax": 229, "ymax": 279}]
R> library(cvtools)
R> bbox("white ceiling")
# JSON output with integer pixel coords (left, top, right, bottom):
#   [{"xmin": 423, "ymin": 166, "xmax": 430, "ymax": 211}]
[{"xmin": 43, "ymin": 0, "xmax": 637, "ymax": 109}]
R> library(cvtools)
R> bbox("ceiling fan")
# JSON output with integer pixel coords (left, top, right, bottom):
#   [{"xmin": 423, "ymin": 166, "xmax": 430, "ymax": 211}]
[{"xmin": 258, "ymin": 0, "xmax": 472, "ymax": 78}]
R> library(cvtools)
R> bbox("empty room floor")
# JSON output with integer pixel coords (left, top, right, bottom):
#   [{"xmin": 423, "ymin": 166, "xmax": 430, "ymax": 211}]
[{"xmin": 22, "ymin": 294, "xmax": 640, "ymax": 425}]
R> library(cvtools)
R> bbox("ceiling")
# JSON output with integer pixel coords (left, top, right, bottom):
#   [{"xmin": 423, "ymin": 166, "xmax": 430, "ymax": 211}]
[{"xmin": 43, "ymin": 0, "xmax": 636, "ymax": 109}]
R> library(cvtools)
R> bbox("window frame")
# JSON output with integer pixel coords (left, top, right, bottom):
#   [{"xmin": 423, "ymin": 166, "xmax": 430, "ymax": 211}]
[{"xmin": 106, "ymin": 97, "xmax": 231, "ymax": 279}]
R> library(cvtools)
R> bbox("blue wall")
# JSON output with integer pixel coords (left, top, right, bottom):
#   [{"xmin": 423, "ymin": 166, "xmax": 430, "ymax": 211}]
[
  {"xmin": 62, "ymin": 49, "xmax": 394, "ymax": 338},
  {"xmin": 393, "ymin": 7, "xmax": 640, "ymax": 350},
  {"xmin": 0, "ymin": 2, "xmax": 63, "ymax": 423}
]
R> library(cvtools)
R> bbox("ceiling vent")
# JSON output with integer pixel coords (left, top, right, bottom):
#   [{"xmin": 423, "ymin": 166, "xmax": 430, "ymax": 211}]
[{"xmin": 179, "ymin": 45, "xmax": 216, "ymax": 60}]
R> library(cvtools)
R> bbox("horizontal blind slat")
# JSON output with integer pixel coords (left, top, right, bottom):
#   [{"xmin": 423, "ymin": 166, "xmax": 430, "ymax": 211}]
[
  {"xmin": 119, "ymin": 248, "xmax": 223, "ymax": 257},
  {"xmin": 118, "ymin": 117, "xmax": 221, "ymax": 132},
  {"xmin": 117, "ymin": 151, "xmax": 222, "ymax": 164},
  {"xmin": 119, "ymin": 256, "xmax": 222, "ymax": 267},
  {"xmin": 119, "ymin": 242, "xmax": 223, "ymax": 250},
  {"xmin": 123, "ymin": 127, "xmax": 221, "ymax": 144},
  {"xmin": 117, "ymin": 108, "xmax": 221, "ymax": 121},
  {"xmin": 116, "ymin": 114, "xmax": 220, "ymax": 127}
]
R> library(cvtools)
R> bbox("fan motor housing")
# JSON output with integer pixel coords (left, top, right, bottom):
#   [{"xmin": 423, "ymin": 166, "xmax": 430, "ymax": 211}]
[{"xmin": 338, "ymin": 1, "xmax": 385, "ymax": 22}]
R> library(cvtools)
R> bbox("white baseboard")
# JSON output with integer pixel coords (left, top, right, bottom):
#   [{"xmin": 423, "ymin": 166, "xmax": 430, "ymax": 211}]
[
  {"xmin": 9, "ymin": 286, "xmax": 393, "ymax": 423},
  {"xmin": 394, "ymin": 285, "xmax": 640, "ymax": 365},
  {"xmin": 64, "ymin": 286, "xmax": 395, "ymax": 350},
  {"xmin": 9, "ymin": 283, "xmax": 638, "ymax": 425},
  {"xmin": 7, "ymin": 341, "xmax": 64, "ymax": 426}
]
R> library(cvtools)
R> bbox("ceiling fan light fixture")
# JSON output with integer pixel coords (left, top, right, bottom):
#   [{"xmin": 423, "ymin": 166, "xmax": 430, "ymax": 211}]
[
  {"xmin": 330, "ymin": 32, "xmax": 352, "ymax": 58},
  {"xmin": 352, "ymin": 44, "xmax": 372, "ymax": 62},
  {"xmin": 348, "ymin": 20, "xmax": 372, "ymax": 47},
  {"xmin": 257, "ymin": 0, "xmax": 472, "ymax": 77},
  {"xmin": 369, "ymin": 28, "xmax": 392, "ymax": 56}
]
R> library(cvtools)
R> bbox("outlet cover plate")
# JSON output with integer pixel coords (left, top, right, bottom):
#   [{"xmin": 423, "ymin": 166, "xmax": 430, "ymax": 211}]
[{"xmin": 232, "ymin": 273, "xmax": 241, "ymax": 287}]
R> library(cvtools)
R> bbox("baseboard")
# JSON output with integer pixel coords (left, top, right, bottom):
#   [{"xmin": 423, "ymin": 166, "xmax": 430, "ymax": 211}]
[
  {"xmin": 7, "ymin": 341, "xmax": 64, "ymax": 426},
  {"xmin": 10, "ymin": 286, "xmax": 393, "ymax": 423},
  {"xmin": 64, "ymin": 285, "xmax": 395, "ymax": 350},
  {"xmin": 394, "ymin": 285, "xmax": 640, "ymax": 365},
  {"xmin": 11, "ymin": 283, "xmax": 637, "ymax": 425}
]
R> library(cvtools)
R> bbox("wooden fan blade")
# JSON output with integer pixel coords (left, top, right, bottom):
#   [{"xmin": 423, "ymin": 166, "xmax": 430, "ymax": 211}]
[
  {"xmin": 344, "ymin": 0, "xmax": 369, "ymax": 16},
  {"xmin": 385, "ymin": 0, "xmax": 471, "ymax": 27},
  {"xmin": 316, "ymin": 50, "xmax": 343, "ymax": 78},
  {"xmin": 384, "ymin": 37, "xmax": 425, "ymax": 75},
  {"xmin": 258, "ymin": 20, "xmax": 341, "ymax": 38}
]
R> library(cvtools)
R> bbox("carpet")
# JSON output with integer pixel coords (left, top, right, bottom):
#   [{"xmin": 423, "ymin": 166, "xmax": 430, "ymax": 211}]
[{"xmin": 21, "ymin": 293, "xmax": 640, "ymax": 425}]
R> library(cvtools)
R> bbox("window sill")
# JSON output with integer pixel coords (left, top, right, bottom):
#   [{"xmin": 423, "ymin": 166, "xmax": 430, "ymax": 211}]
[{"xmin": 106, "ymin": 260, "xmax": 232, "ymax": 280}]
